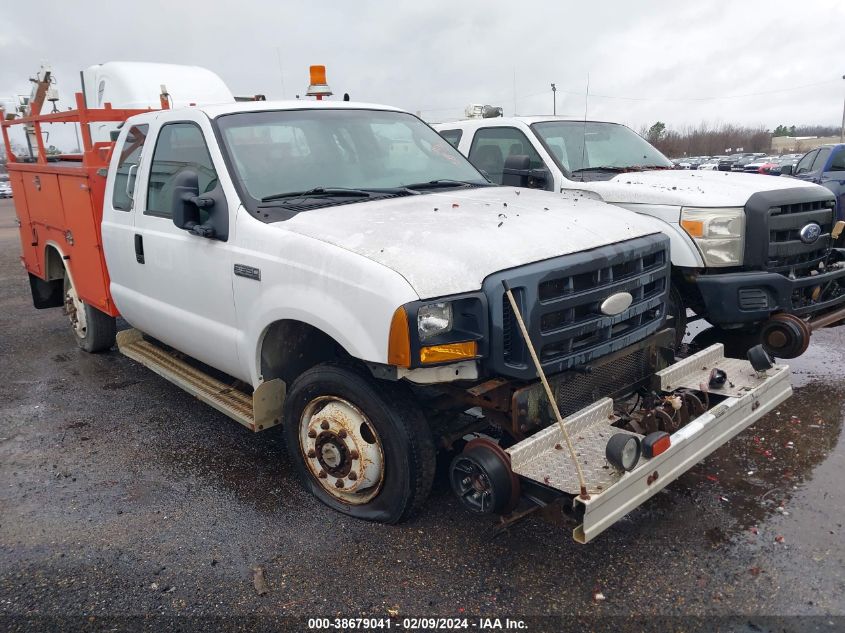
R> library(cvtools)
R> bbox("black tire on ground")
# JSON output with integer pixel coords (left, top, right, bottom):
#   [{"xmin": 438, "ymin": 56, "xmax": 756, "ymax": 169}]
[
  {"xmin": 63, "ymin": 273, "xmax": 116, "ymax": 353},
  {"xmin": 283, "ymin": 362, "xmax": 436, "ymax": 524},
  {"xmin": 690, "ymin": 326, "xmax": 761, "ymax": 359},
  {"xmin": 667, "ymin": 286, "xmax": 687, "ymax": 350}
]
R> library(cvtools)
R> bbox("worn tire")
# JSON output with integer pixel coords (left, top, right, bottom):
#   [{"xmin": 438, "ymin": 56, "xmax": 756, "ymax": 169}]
[
  {"xmin": 283, "ymin": 362, "xmax": 436, "ymax": 524},
  {"xmin": 63, "ymin": 273, "xmax": 116, "ymax": 353},
  {"xmin": 667, "ymin": 286, "xmax": 687, "ymax": 350}
]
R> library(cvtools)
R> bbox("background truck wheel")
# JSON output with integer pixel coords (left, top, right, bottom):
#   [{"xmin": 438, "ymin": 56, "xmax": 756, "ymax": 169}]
[
  {"xmin": 63, "ymin": 273, "xmax": 116, "ymax": 353},
  {"xmin": 691, "ymin": 326, "xmax": 761, "ymax": 359},
  {"xmin": 283, "ymin": 362, "xmax": 436, "ymax": 524},
  {"xmin": 668, "ymin": 286, "xmax": 687, "ymax": 350}
]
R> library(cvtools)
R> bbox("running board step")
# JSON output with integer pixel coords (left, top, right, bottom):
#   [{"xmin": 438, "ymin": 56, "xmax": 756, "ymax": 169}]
[{"xmin": 116, "ymin": 329, "xmax": 284, "ymax": 432}]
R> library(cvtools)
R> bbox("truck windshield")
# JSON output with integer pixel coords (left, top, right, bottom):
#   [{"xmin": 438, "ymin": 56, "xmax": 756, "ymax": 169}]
[
  {"xmin": 531, "ymin": 121, "xmax": 672, "ymax": 179},
  {"xmin": 216, "ymin": 108, "xmax": 490, "ymax": 211}
]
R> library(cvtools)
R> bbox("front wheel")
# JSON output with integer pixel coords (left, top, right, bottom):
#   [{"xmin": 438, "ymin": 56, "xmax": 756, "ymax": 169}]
[
  {"xmin": 63, "ymin": 272, "xmax": 116, "ymax": 353},
  {"xmin": 283, "ymin": 363, "xmax": 436, "ymax": 523}
]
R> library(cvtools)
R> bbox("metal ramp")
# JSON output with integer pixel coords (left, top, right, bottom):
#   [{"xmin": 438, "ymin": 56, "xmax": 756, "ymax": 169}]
[
  {"xmin": 116, "ymin": 329, "xmax": 284, "ymax": 432},
  {"xmin": 507, "ymin": 398, "xmax": 636, "ymax": 496},
  {"xmin": 505, "ymin": 343, "xmax": 792, "ymax": 543}
]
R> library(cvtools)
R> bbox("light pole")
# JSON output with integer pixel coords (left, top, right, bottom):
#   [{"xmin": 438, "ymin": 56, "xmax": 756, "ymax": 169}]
[
  {"xmin": 840, "ymin": 74, "xmax": 845, "ymax": 143},
  {"xmin": 551, "ymin": 83, "xmax": 557, "ymax": 115}
]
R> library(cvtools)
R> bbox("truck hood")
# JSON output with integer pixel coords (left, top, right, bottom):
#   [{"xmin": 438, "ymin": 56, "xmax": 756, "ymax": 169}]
[
  {"xmin": 582, "ymin": 169, "xmax": 828, "ymax": 207},
  {"xmin": 277, "ymin": 187, "xmax": 662, "ymax": 299}
]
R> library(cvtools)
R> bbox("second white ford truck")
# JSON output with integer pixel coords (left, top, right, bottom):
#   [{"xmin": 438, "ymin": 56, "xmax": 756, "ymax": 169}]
[
  {"xmin": 436, "ymin": 116, "xmax": 845, "ymax": 359},
  {"xmin": 6, "ymin": 65, "xmax": 793, "ymax": 542}
]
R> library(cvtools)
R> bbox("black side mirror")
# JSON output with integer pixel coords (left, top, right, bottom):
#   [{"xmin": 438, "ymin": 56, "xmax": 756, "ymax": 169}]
[
  {"xmin": 780, "ymin": 164, "xmax": 793, "ymax": 176},
  {"xmin": 172, "ymin": 170, "xmax": 201, "ymax": 231},
  {"xmin": 170, "ymin": 169, "xmax": 229, "ymax": 240},
  {"xmin": 502, "ymin": 154, "xmax": 548, "ymax": 189}
]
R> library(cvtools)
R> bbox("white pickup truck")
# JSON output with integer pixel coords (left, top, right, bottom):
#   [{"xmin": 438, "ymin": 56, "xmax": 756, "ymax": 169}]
[
  {"xmin": 435, "ymin": 116, "xmax": 845, "ymax": 358},
  {"xmin": 6, "ymin": 65, "xmax": 793, "ymax": 542}
]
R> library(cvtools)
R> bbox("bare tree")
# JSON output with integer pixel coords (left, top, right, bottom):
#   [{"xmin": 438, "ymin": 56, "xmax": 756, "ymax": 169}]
[{"xmin": 643, "ymin": 122, "xmax": 774, "ymax": 157}]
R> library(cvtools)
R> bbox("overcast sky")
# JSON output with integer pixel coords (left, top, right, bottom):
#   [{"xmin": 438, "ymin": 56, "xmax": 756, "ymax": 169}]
[{"xmin": 2, "ymin": 0, "xmax": 843, "ymax": 150}]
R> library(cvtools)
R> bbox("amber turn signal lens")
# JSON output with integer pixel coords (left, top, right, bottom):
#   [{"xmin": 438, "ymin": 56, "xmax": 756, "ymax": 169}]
[
  {"xmin": 387, "ymin": 307, "xmax": 411, "ymax": 368},
  {"xmin": 420, "ymin": 341, "xmax": 477, "ymax": 364},
  {"xmin": 680, "ymin": 219, "xmax": 704, "ymax": 238}
]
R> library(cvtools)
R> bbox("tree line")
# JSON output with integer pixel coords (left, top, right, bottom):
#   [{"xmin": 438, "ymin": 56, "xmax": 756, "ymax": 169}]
[{"xmin": 638, "ymin": 121, "xmax": 840, "ymax": 157}]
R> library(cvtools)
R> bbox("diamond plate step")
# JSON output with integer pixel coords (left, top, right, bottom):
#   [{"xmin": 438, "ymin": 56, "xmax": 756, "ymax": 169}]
[
  {"xmin": 116, "ymin": 329, "xmax": 284, "ymax": 432},
  {"xmin": 506, "ymin": 398, "xmax": 640, "ymax": 495}
]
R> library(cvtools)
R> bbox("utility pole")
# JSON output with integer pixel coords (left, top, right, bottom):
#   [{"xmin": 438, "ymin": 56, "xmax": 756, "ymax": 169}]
[
  {"xmin": 841, "ymin": 74, "xmax": 845, "ymax": 143},
  {"xmin": 551, "ymin": 83, "xmax": 557, "ymax": 116}
]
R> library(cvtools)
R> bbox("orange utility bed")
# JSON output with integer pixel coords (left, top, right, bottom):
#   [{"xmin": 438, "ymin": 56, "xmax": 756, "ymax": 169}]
[{"xmin": 2, "ymin": 92, "xmax": 163, "ymax": 316}]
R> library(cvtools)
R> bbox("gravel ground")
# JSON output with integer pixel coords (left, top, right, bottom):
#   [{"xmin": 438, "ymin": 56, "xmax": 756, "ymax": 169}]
[{"xmin": 1, "ymin": 198, "xmax": 843, "ymax": 632}]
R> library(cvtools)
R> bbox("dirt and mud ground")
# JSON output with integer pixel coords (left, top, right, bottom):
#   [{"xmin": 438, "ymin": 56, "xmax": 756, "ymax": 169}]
[{"xmin": 1, "ymin": 199, "xmax": 843, "ymax": 631}]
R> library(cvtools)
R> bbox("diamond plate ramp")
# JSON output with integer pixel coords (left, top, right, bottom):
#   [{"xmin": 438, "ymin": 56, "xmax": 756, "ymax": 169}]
[{"xmin": 506, "ymin": 398, "xmax": 640, "ymax": 495}]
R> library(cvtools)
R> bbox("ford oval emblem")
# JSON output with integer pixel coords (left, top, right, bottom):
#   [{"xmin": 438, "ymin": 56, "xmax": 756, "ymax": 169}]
[
  {"xmin": 799, "ymin": 222, "xmax": 822, "ymax": 244},
  {"xmin": 600, "ymin": 292, "xmax": 633, "ymax": 316}
]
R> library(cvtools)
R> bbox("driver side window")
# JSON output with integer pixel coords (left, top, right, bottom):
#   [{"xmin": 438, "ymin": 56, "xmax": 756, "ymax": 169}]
[
  {"xmin": 794, "ymin": 150, "xmax": 817, "ymax": 175},
  {"xmin": 829, "ymin": 148, "xmax": 845, "ymax": 172},
  {"xmin": 146, "ymin": 122, "xmax": 218, "ymax": 219},
  {"xmin": 468, "ymin": 127, "xmax": 546, "ymax": 185}
]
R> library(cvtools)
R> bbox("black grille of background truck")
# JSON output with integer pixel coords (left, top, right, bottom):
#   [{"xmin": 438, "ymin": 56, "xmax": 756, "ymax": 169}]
[{"xmin": 767, "ymin": 199, "xmax": 833, "ymax": 274}]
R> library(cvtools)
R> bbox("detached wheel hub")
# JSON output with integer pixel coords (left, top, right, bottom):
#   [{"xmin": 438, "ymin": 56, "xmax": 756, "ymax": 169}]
[{"xmin": 449, "ymin": 438, "xmax": 519, "ymax": 515}]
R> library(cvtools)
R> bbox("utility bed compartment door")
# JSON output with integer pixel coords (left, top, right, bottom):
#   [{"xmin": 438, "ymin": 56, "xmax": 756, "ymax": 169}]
[
  {"xmin": 9, "ymin": 172, "xmax": 40, "ymax": 276},
  {"xmin": 58, "ymin": 175, "xmax": 111, "ymax": 312}
]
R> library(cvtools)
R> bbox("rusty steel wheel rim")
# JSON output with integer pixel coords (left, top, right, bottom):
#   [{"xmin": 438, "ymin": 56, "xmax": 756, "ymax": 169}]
[
  {"xmin": 64, "ymin": 278, "xmax": 88, "ymax": 339},
  {"xmin": 299, "ymin": 396, "xmax": 385, "ymax": 505}
]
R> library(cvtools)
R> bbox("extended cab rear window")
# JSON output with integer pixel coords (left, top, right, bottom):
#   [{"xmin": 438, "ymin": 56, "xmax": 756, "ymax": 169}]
[
  {"xmin": 438, "ymin": 129, "xmax": 462, "ymax": 148},
  {"xmin": 112, "ymin": 125, "xmax": 148, "ymax": 211}
]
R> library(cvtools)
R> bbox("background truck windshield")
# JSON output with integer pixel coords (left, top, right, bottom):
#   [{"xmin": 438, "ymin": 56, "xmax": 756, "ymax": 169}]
[
  {"xmin": 217, "ymin": 109, "xmax": 488, "ymax": 201},
  {"xmin": 531, "ymin": 121, "xmax": 672, "ymax": 175}
]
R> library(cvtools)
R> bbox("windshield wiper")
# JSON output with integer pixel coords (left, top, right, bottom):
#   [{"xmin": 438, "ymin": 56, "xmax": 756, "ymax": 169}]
[
  {"xmin": 402, "ymin": 179, "xmax": 491, "ymax": 191},
  {"xmin": 570, "ymin": 166, "xmax": 630, "ymax": 174},
  {"xmin": 260, "ymin": 187, "xmax": 376, "ymax": 202},
  {"xmin": 259, "ymin": 186, "xmax": 422, "ymax": 204}
]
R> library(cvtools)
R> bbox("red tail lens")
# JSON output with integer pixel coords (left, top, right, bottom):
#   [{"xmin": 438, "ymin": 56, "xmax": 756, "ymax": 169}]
[{"xmin": 642, "ymin": 432, "xmax": 671, "ymax": 458}]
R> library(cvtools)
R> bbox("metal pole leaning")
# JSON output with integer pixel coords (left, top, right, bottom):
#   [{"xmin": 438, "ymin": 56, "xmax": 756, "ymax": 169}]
[{"xmin": 501, "ymin": 280, "xmax": 590, "ymax": 500}]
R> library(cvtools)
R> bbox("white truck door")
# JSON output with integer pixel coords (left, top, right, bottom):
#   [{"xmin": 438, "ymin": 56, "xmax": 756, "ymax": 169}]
[
  {"xmin": 102, "ymin": 123, "xmax": 150, "ymax": 312},
  {"xmin": 127, "ymin": 115, "xmax": 241, "ymax": 378}
]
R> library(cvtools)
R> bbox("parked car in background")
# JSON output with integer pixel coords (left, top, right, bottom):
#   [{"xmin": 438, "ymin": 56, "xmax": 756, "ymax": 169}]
[
  {"xmin": 743, "ymin": 156, "xmax": 777, "ymax": 173},
  {"xmin": 758, "ymin": 159, "xmax": 783, "ymax": 175},
  {"xmin": 718, "ymin": 155, "xmax": 740, "ymax": 171},
  {"xmin": 782, "ymin": 144, "xmax": 845, "ymax": 221},
  {"xmin": 699, "ymin": 156, "xmax": 726, "ymax": 170},
  {"xmin": 0, "ymin": 181, "xmax": 13, "ymax": 198},
  {"xmin": 676, "ymin": 157, "xmax": 703, "ymax": 170},
  {"xmin": 731, "ymin": 154, "xmax": 759, "ymax": 171}
]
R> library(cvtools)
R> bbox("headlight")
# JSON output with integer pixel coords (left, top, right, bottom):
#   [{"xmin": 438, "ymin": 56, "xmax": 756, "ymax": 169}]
[
  {"xmin": 680, "ymin": 207, "xmax": 745, "ymax": 267},
  {"xmin": 418, "ymin": 302, "xmax": 452, "ymax": 341},
  {"xmin": 388, "ymin": 296, "xmax": 486, "ymax": 368}
]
